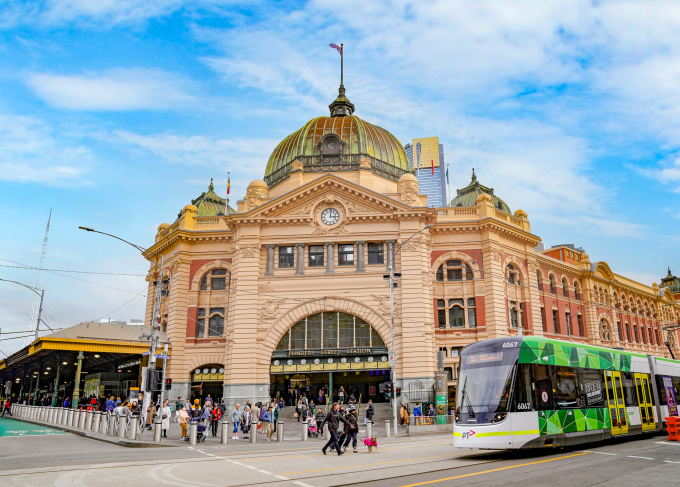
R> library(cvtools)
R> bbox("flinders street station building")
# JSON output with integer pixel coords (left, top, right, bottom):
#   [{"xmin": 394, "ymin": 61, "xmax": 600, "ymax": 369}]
[{"xmin": 146, "ymin": 82, "xmax": 680, "ymax": 409}]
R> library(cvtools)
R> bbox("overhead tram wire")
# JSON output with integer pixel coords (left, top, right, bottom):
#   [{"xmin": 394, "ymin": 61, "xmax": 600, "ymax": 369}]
[
  {"xmin": 0, "ymin": 262, "xmax": 146, "ymax": 276},
  {"xmin": 94, "ymin": 286, "xmax": 148, "ymax": 322}
]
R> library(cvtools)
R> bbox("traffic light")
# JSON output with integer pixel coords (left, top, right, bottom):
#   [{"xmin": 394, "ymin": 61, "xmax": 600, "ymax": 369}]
[
  {"xmin": 385, "ymin": 383, "xmax": 392, "ymax": 398},
  {"xmin": 396, "ymin": 387, "xmax": 401, "ymax": 397},
  {"xmin": 146, "ymin": 369, "xmax": 162, "ymax": 392},
  {"xmin": 165, "ymin": 378, "xmax": 172, "ymax": 391}
]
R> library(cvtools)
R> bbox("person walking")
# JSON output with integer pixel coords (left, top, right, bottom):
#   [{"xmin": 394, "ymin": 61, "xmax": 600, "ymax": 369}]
[
  {"xmin": 174, "ymin": 397, "xmax": 182, "ymax": 422},
  {"xmin": 295, "ymin": 399, "xmax": 302, "ymax": 422},
  {"xmin": 2, "ymin": 397, "xmax": 12, "ymax": 417},
  {"xmin": 364, "ymin": 399, "xmax": 374, "ymax": 425},
  {"xmin": 263, "ymin": 406, "xmax": 274, "ymax": 441},
  {"xmin": 231, "ymin": 403, "xmax": 241, "ymax": 440},
  {"xmin": 338, "ymin": 386, "xmax": 345, "ymax": 405},
  {"xmin": 341, "ymin": 406, "xmax": 359, "ymax": 453},
  {"xmin": 241, "ymin": 404, "xmax": 252, "ymax": 440},
  {"xmin": 210, "ymin": 403, "xmax": 221, "ymax": 437},
  {"xmin": 179, "ymin": 405, "xmax": 189, "ymax": 440},
  {"xmin": 272, "ymin": 401, "xmax": 279, "ymax": 433},
  {"xmin": 146, "ymin": 402, "xmax": 156, "ymax": 431},
  {"xmin": 63, "ymin": 397, "xmax": 70, "ymax": 409},
  {"xmin": 161, "ymin": 399, "xmax": 171, "ymax": 438},
  {"xmin": 319, "ymin": 402, "xmax": 351, "ymax": 456}
]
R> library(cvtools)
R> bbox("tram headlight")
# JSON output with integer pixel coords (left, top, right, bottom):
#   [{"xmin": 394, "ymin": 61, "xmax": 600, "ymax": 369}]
[
  {"xmin": 454, "ymin": 414, "xmax": 460, "ymax": 423},
  {"xmin": 492, "ymin": 413, "xmax": 507, "ymax": 423}
]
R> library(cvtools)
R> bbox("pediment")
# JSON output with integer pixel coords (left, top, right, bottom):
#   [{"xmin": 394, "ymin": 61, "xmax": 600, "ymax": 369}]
[{"xmin": 238, "ymin": 174, "xmax": 424, "ymax": 221}]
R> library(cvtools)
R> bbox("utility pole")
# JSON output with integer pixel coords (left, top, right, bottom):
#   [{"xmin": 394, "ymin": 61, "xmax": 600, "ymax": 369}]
[
  {"xmin": 142, "ymin": 255, "xmax": 164, "ymax": 417},
  {"xmin": 34, "ymin": 289, "xmax": 44, "ymax": 341}
]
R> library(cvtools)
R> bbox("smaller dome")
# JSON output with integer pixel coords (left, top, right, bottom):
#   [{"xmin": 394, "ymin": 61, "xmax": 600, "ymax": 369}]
[
  {"xmin": 398, "ymin": 173, "xmax": 418, "ymax": 183},
  {"xmin": 248, "ymin": 179, "xmax": 268, "ymax": 190},
  {"xmin": 450, "ymin": 169, "xmax": 511, "ymax": 213}
]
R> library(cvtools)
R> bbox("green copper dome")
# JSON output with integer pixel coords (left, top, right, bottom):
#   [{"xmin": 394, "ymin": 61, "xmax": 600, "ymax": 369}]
[
  {"xmin": 263, "ymin": 85, "xmax": 411, "ymax": 188},
  {"xmin": 661, "ymin": 268, "xmax": 680, "ymax": 294},
  {"xmin": 450, "ymin": 170, "xmax": 511, "ymax": 213}
]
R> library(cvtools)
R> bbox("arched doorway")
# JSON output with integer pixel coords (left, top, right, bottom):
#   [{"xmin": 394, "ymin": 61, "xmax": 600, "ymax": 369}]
[
  {"xmin": 270, "ymin": 311, "xmax": 390, "ymax": 405},
  {"xmin": 191, "ymin": 364, "xmax": 224, "ymax": 405}
]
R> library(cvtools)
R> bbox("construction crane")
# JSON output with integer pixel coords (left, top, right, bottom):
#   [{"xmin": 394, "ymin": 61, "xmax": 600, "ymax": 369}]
[{"xmin": 22, "ymin": 209, "xmax": 51, "ymax": 347}]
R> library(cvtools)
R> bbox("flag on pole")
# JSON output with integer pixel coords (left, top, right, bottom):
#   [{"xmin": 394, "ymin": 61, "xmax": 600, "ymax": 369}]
[
  {"xmin": 227, "ymin": 175, "xmax": 231, "ymax": 195},
  {"xmin": 431, "ymin": 160, "xmax": 434, "ymax": 175},
  {"xmin": 329, "ymin": 43, "xmax": 342, "ymax": 54},
  {"xmin": 446, "ymin": 166, "xmax": 449, "ymax": 184}
]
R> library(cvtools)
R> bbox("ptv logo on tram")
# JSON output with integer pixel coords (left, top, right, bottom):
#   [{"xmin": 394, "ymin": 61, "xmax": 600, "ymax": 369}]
[{"xmin": 461, "ymin": 430, "xmax": 476, "ymax": 439}]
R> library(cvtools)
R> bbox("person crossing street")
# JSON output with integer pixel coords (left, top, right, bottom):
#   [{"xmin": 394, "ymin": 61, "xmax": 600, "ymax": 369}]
[{"xmin": 319, "ymin": 402, "xmax": 351, "ymax": 456}]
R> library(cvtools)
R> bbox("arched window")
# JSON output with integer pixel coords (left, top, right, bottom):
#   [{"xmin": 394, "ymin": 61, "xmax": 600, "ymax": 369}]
[
  {"xmin": 276, "ymin": 312, "xmax": 385, "ymax": 350},
  {"xmin": 507, "ymin": 264, "xmax": 520, "ymax": 285},
  {"xmin": 437, "ymin": 298, "xmax": 476, "ymax": 328},
  {"xmin": 562, "ymin": 278, "xmax": 568, "ymax": 297},
  {"xmin": 436, "ymin": 260, "xmax": 473, "ymax": 282},
  {"xmin": 549, "ymin": 275, "xmax": 555, "ymax": 294},
  {"xmin": 600, "ymin": 320, "xmax": 611, "ymax": 341},
  {"xmin": 200, "ymin": 268, "xmax": 229, "ymax": 291}
]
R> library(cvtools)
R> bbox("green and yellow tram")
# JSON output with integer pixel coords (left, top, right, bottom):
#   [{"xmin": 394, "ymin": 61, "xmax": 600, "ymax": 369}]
[{"xmin": 453, "ymin": 336, "xmax": 680, "ymax": 449}]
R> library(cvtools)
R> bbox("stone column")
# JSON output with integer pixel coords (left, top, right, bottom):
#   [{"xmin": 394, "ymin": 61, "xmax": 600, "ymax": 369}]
[
  {"xmin": 72, "ymin": 351, "xmax": 84, "ymax": 409},
  {"xmin": 295, "ymin": 243, "xmax": 305, "ymax": 275},
  {"xmin": 356, "ymin": 241, "xmax": 365, "ymax": 273},
  {"xmin": 386, "ymin": 240, "xmax": 395, "ymax": 271},
  {"xmin": 265, "ymin": 244, "xmax": 275, "ymax": 276},
  {"xmin": 325, "ymin": 242, "xmax": 335, "ymax": 275}
]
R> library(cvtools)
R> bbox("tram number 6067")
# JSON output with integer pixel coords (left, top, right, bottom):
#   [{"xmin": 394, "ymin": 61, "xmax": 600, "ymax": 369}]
[
  {"xmin": 517, "ymin": 403, "xmax": 531, "ymax": 410},
  {"xmin": 502, "ymin": 342, "xmax": 519, "ymax": 348}
]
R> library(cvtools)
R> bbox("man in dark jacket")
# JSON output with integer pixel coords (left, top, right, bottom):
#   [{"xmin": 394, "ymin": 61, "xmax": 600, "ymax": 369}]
[
  {"xmin": 364, "ymin": 399, "xmax": 374, "ymax": 424},
  {"xmin": 319, "ymin": 402, "xmax": 351, "ymax": 456},
  {"xmin": 342, "ymin": 407, "xmax": 359, "ymax": 453}
]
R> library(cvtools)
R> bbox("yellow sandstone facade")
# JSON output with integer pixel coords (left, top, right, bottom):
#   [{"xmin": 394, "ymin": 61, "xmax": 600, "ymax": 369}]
[{"xmin": 145, "ymin": 84, "xmax": 680, "ymax": 408}]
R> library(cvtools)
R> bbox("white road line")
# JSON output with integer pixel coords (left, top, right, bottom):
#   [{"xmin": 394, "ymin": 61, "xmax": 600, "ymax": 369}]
[
  {"xmin": 232, "ymin": 462, "xmax": 243, "ymax": 466},
  {"xmin": 655, "ymin": 441, "xmax": 680, "ymax": 446},
  {"xmin": 258, "ymin": 469, "xmax": 272, "ymax": 474},
  {"xmin": 664, "ymin": 461, "xmax": 680, "ymax": 464},
  {"xmin": 583, "ymin": 451, "xmax": 617, "ymax": 455},
  {"xmin": 627, "ymin": 456, "xmax": 654, "ymax": 460},
  {"xmin": 243, "ymin": 465, "xmax": 258, "ymax": 470},
  {"xmin": 274, "ymin": 475, "xmax": 289, "ymax": 480},
  {"xmin": 293, "ymin": 482, "xmax": 315, "ymax": 487}
]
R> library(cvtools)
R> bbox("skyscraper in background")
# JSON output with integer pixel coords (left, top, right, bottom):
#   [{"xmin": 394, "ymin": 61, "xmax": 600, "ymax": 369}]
[{"xmin": 404, "ymin": 136, "xmax": 447, "ymax": 207}]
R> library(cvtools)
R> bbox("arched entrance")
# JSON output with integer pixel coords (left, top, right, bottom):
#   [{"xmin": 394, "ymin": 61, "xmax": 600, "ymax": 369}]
[
  {"xmin": 191, "ymin": 364, "xmax": 224, "ymax": 405},
  {"xmin": 270, "ymin": 311, "xmax": 391, "ymax": 405}
]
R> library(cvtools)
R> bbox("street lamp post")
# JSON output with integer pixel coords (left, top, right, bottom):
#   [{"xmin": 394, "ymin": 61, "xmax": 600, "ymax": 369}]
[
  {"xmin": 0, "ymin": 278, "xmax": 45, "ymax": 341},
  {"xmin": 386, "ymin": 223, "xmax": 434, "ymax": 436},
  {"xmin": 78, "ymin": 226, "xmax": 164, "ymax": 418}
]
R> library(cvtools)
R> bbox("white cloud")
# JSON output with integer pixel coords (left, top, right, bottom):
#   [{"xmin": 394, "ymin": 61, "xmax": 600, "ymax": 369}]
[
  {"xmin": 0, "ymin": 114, "xmax": 90, "ymax": 185},
  {"xmin": 26, "ymin": 69, "xmax": 197, "ymax": 111}
]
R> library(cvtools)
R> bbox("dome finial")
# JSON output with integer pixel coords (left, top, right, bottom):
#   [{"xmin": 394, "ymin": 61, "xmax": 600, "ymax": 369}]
[
  {"xmin": 471, "ymin": 168, "xmax": 477, "ymax": 182},
  {"xmin": 328, "ymin": 43, "xmax": 355, "ymax": 117},
  {"xmin": 209, "ymin": 178, "xmax": 214, "ymax": 192}
]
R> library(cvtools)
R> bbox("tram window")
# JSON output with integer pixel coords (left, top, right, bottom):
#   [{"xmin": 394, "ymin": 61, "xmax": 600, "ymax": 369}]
[
  {"xmin": 513, "ymin": 364, "xmax": 534, "ymax": 411},
  {"xmin": 578, "ymin": 369, "xmax": 604, "ymax": 408},
  {"xmin": 657, "ymin": 377, "xmax": 667, "ymax": 404},
  {"xmin": 622, "ymin": 372, "xmax": 638, "ymax": 407},
  {"xmin": 534, "ymin": 365, "xmax": 553, "ymax": 411},
  {"xmin": 554, "ymin": 367, "xmax": 579, "ymax": 409}
]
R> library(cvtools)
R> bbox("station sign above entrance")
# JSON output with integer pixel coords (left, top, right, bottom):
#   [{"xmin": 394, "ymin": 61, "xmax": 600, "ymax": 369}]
[
  {"xmin": 270, "ymin": 347, "xmax": 389, "ymax": 374},
  {"xmin": 272, "ymin": 347, "xmax": 387, "ymax": 358}
]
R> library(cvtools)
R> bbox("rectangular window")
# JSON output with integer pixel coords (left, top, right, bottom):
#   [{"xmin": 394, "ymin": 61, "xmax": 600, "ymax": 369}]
[
  {"xmin": 437, "ymin": 299, "xmax": 446, "ymax": 329},
  {"xmin": 356, "ymin": 321, "xmax": 371, "ymax": 347},
  {"xmin": 565, "ymin": 313, "xmax": 570, "ymax": 336},
  {"xmin": 553, "ymin": 309, "xmax": 559, "ymax": 334},
  {"xmin": 449, "ymin": 300, "xmax": 464, "ymax": 328},
  {"xmin": 541, "ymin": 307, "xmax": 547, "ymax": 332},
  {"xmin": 579, "ymin": 369, "xmax": 604, "ymax": 408},
  {"xmin": 308, "ymin": 245, "xmax": 325, "ymax": 267},
  {"xmin": 468, "ymin": 308, "xmax": 476, "ymax": 328},
  {"xmin": 211, "ymin": 278, "xmax": 226, "ymax": 290},
  {"xmin": 438, "ymin": 346, "xmax": 448, "ymax": 357},
  {"xmin": 197, "ymin": 308, "xmax": 205, "ymax": 338},
  {"xmin": 578, "ymin": 315, "xmax": 584, "ymax": 337},
  {"xmin": 520, "ymin": 302, "xmax": 526, "ymax": 329},
  {"xmin": 622, "ymin": 372, "xmax": 637, "ymax": 407},
  {"xmin": 200, "ymin": 277, "xmax": 208, "ymax": 291},
  {"xmin": 450, "ymin": 347, "xmax": 462, "ymax": 357},
  {"xmin": 290, "ymin": 321, "xmax": 305, "ymax": 350},
  {"xmin": 513, "ymin": 364, "xmax": 534, "ymax": 411},
  {"xmin": 306, "ymin": 314, "xmax": 322, "ymax": 349},
  {"xmin": 554, "ymin": 366, "xmax": 579, "ymax": 409},
  {"xmin": 447, "ymin": 268, "xmax": 462, "ymax": 281},
  {"xmin": 367, "ymin": 243, "xmax": 384, "ymax": 265},
  {"xmin": 617, "ymin": 321, "xmax": 623, "ymax": 341},
  {"xmin": 208, "ymin": 308, "xmax": 224, "ymax": 336},
  {"xmin": 465, "ymin": 265, "xmax": 473, "ymax": 280},
  {"xmin": 338, "ymin": 244, "xmax": 355, "ymax": 266},
  {"xmin": 535, "ymin": 364, "xmax": 553, "ymax": 411},
  {"xmin": 278, "ymin": 246, "xmax": 294, "ymax": 268}
]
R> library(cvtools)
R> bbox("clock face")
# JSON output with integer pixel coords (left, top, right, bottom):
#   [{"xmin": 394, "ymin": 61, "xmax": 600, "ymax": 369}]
[{"xmin": 321, "ymin": 208, "xmax": 340, "ymax": 226}]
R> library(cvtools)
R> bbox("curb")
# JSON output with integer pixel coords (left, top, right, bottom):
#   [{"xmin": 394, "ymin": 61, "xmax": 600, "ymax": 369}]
[{"xmin": 7, "ymin": 417, "xmax": 176, "ymax": 448}]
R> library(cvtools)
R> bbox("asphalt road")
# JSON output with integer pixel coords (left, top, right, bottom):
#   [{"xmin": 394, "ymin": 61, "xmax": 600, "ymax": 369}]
[{"xmin": 1, "ymin": 429, "xmax": 679, "ymax": 486}]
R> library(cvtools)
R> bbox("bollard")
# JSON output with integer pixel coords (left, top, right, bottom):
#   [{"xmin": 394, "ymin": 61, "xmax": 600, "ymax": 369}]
[
  {"xmin": 117, "ymin": 415, "xmax": 127, "ymax": 438},
  {"xmin": 73, "ymin": 409, "xmax": 80, "ymax": 428},
  {"xmin": 385, "ymin": 420, "xmax": 391, "ymax": 437},
  {"xmin": 37, "ymin": 406, "xmax": 43, "ymax": 421},
  {"xmin": 29, "ymin": 406, "xmax": 35, "ymax": 420},
  {"xmin": 325, "ymin": 423, "xmax": 330, "ymax": 441},
  {"xmin": 366, "ymin": 421, "xmax": 372, "ymax": 439},
  {"xmin": 41, "ymin": 406, "xmax": 47, "ymax": 421},
  {"xmin": 79, "ymin": 409, "xmax": 87, "ymax": 429},
  {"xmin": 108, "ymin": 413, "xmax": 117, "ymax": 436},
  {"xmin": 302, "ymin": 419, "xmax": 308, "ymax": 441},
  {"xmin": 221, "ymin": 420, "xmax": 229, "ymax": 445},
  {"xmin": 48, "ymin": 407, "xmax": 54, "ymax": 423},
  {"xmin": 189, "ymin": 421, "xmax": 198, "ymax": 446},
  {"xmin": 127, "ymin": 415, "xmax": 139, "ymax": 440},
  {"xmin": 93, "ymin": 411, "xmax": 102, "ymax": 433},
  {"xmin": 85, "ymin": 410, "xmax": 93, "ymax": 430},
  {"xmin": 250, "ymin": 421, "xmax": 258, "ymax": 443},
  {"xmin": 277, "ymin": 421, "xmax": 284, "ymax": 442},
  {"xmin": 61, "ymin": 408, "xmax": 68, "ymax": 425},
  {"xmin": 154, "ymin": 417, "xmax": 162, "ymax": 443},
  {"xmin": 67, "ymin": 408, "xmax": 74, "ymax": 427}
]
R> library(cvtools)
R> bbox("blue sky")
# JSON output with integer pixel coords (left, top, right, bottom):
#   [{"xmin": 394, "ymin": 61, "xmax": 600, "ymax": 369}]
[{"xmin": 0, "ymin": 1, "xmax": 678, "ymax": 355}]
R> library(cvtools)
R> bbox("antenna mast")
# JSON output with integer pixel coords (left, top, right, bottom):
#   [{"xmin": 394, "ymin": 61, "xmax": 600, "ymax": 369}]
[{"xmin": 23, "ymin": 208, "xmax": 51, "ymax": 346}]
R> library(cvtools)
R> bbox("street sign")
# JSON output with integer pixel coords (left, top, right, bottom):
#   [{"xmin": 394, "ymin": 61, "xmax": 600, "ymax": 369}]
[{"xmin": 388, "ymin": 353, "xmax": 395, "ymax": 367}]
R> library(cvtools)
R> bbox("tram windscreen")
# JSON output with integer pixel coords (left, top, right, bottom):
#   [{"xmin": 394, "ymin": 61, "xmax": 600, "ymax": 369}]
[{"xmin": 457, "ymin": 343, "xmax": 520, "ymax": 423}]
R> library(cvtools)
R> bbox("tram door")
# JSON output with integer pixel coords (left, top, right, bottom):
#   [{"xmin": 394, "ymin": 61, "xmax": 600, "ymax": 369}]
[
  {"xmin": 634, "ymin": 373, "xmax": 655, "ymax": 432},
  {"xmin": 605, "ymin": 371, "xmax": 628, "ymax": 435}
]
